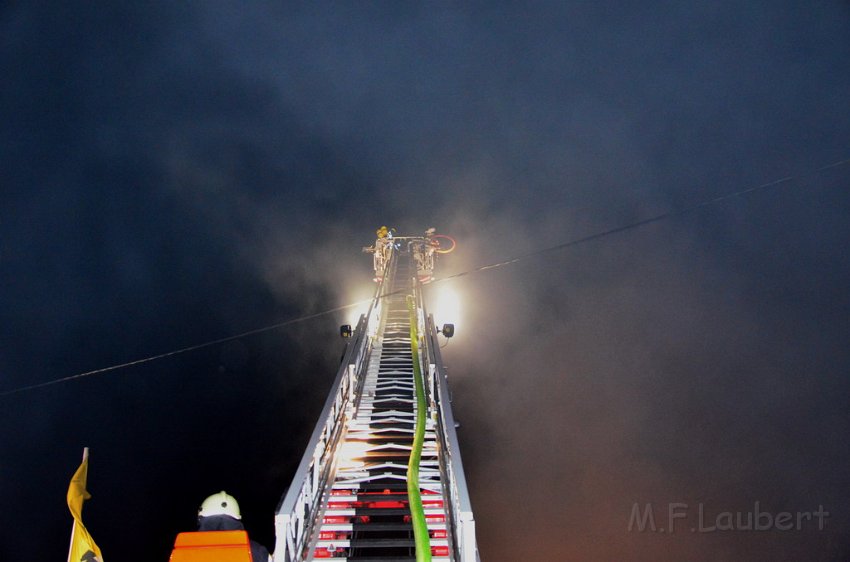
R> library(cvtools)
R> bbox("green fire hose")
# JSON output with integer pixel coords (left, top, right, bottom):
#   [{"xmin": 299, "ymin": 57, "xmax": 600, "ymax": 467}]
[{"xmin": 406, "ymin": 295, "xmax": 432, "ymax": 562}]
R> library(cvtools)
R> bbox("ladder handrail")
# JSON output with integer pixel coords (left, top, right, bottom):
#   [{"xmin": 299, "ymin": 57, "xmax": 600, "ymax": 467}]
[
  {"xmin": 273, "ymin": 257, "xmax": 393, "ymax": 562},
  {"xmin": 424, "ymin": 313, "xmax": 480, "ymax": 562}
]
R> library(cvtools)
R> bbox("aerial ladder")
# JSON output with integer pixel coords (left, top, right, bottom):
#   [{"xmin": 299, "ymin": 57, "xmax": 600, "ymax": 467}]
[{"xmin": 273, "ymin": 231, "xmax": 478, "ymax": 561}]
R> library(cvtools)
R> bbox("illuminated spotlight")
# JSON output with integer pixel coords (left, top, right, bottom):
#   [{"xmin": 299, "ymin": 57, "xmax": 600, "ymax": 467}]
[{"xmin": 430, "ymin": 286, "xmax": 461, "ymax": 330}]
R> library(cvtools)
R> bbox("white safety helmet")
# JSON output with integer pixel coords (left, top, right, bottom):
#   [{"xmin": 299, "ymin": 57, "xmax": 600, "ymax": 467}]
[{"xmin": 198, "ymin": 490, "xmax": 242, "ymax": 520}]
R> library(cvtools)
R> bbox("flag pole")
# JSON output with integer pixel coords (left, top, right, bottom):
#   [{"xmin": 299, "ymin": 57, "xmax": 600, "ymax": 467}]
[{"xmin": 67, "ymin": 448, "xmax": 89, "ymax": 562}]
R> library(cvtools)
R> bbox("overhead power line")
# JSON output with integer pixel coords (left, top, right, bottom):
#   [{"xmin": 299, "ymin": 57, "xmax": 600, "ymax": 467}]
[
  {"xmin": 0, "ymin": 302, "xmax": 369, "ymax": 397},
  {"xmin": 1, "ymin": 157, "xmax": 847, "ymax": 398},
  {"xmin": 439, "ymin": 158, "xmax": 848, "ymax": 281}
]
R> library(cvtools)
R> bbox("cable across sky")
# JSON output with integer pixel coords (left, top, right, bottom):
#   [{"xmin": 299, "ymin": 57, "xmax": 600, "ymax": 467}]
[{"xmin": 1, "ymin": 157, "xmax": 847, "ymax": 398}]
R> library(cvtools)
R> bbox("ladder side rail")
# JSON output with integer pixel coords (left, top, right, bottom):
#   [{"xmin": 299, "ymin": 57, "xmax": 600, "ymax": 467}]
[
  {"xmin": 274, "ymin": 253, "xmax": 396, "ymax": 562},
  {"xmin": 299, "ymin": 252, "xmax": 400, "ymax": 561},
  {"xmin": 273, "ymin": 310, "xmax": 367, "ymax": 561},
  {"xmin": 423, "ymin": 316, "xmax": 462, "ymax": 562},
  {"xmin": 274, "ymin": 283, "xmax": 383, "ymax": 561},
  {"xmin": 425, "ymin": 314, "xmax": 479, "ymax": 562}
]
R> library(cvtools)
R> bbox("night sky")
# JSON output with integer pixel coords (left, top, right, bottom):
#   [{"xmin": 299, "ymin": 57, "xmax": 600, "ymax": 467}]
[{"xmin": 2, "ymin": 2, "xmax": 850, "ymax": 561}]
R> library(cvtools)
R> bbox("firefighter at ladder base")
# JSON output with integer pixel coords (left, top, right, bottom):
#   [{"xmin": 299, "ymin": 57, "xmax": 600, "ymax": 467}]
[{"xmin": 197, "ymin": 491, "xmax": 271, "ymax": 562}]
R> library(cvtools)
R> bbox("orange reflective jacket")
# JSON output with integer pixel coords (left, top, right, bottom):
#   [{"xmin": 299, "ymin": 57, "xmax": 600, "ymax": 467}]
[{"xmin": 169, "ymin": 530, "xmax": 253, "ymax": 562}]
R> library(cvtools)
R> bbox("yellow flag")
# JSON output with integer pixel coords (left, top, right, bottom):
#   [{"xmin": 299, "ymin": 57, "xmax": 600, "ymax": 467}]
[{"xmin": 67, "ymin": 456, "xmax": 103, "ymax": 562}]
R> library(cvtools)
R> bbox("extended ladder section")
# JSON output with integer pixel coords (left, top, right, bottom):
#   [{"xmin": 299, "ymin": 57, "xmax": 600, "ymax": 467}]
[{"xmin": 274, "ymin": 240, "xmax": 478, "ymax": 562}]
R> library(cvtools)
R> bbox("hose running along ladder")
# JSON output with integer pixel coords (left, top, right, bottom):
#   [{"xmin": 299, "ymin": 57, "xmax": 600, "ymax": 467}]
[{"xmin": 274, "ymin": 236, "xmax": 479, "ymax": 561}]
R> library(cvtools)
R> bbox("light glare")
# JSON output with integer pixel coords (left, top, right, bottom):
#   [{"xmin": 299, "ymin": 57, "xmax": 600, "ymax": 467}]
[{"xmin": 431, "ymin": 286, "xmax": 461, "ymax": 328}]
